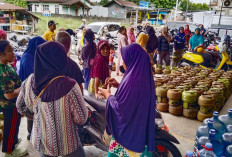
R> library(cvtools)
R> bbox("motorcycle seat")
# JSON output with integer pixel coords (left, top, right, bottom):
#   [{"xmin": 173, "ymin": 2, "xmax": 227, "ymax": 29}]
[
  {"xmin": 84, "ymin": 90, "xmax": 106, "ymax": 112},
  {"xmin": 207, "ymin": 51, "xmax": 219, "ymax": 58}
]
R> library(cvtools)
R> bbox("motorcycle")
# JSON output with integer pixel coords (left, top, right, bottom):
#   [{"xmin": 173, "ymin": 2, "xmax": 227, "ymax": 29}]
[
  {"xmin": 81, "ymin": 90, "xmax": 182, "ymax": 157},
  {"xmin": 182, "ymin": 35, "xmax": 232, "ymax": 71},
  {"xmin": 203, "ymin": 31, "xmax": 219, "ymax": 49}
]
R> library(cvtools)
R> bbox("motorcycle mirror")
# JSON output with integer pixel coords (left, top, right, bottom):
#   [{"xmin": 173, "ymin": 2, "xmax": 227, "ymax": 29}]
[
  {"xmin": 105, "ymin": 32, "xmax": 111, "ymax": 37},
  {"xmin": 119, "ymin": 65, "xmax": 125, "ymax": 74}
]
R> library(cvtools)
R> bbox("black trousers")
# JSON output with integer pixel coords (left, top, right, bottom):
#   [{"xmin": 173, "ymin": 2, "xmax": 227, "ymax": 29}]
[{"xmin": 0, "ymin": 107, "xmax": 21, "ymax": 153}]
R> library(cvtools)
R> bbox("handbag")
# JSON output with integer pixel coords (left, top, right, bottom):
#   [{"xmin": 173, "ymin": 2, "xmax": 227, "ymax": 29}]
[{"xmin": 33, "ymin": 76, "xmax": 65, "ymax": 106}]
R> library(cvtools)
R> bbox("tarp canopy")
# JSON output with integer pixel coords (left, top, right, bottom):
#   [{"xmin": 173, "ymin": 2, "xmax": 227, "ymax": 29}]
[{"xmin": 192, "ymin": 11, "xmax": 214, "ymax": 28}]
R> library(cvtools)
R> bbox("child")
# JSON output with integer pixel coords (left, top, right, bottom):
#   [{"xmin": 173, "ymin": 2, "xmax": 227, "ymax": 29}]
[
  {"xmin": 109, "ymin": 44, "xmax": 115, "ymax": 75},
  {"xmin": 0, "ymin": 40, "xmax": 28, "ymax": 157},
  {"xmin": 89, "ymin": 40, "xmax": 110, "ymax": 99}
]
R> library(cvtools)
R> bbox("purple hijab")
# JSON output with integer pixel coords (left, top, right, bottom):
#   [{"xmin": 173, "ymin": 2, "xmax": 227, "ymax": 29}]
[
  {"xmin": 32, "ymin": 41, "xmax": 76, "ymax": 102},
  {"xmin": 146, "ymin": 26, "xmax": 158, "ymax": 53},
  {"xmin": 106, "ymin": 43, "xmax": 156, "ymax": 152}
]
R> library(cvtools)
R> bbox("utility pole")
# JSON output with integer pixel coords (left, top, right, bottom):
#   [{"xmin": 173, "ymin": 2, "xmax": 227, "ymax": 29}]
[
  {"xmin": 219, "ymin": 0, "xmax": 223, "ymax": 25},
  {"xmin": 185, "ymin": 0, "xmax": 189, "ymax": 21},
  {"xmin": 174, "ymin": 0, "xmax": 179, "ymax": 21}
]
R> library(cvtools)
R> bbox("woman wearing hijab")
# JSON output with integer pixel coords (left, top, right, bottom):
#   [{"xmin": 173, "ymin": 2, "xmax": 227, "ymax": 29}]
[
  {"xmin": 137, "ymin": 33, "xmax": 149, "ymax": 51},
  {"xmin": 200, "ymin": 24, "xmax": 206, "ymax": 37},
  {"xmin": 16, "ymin": 42, "xmax": 88, "ymax": 157},
  {"xmin": 146, "ymin": 26, "xmax": 158, "ymax": 65},
  {"xmin": 0, "ymin": 29, "xmax": 7, "ymax": 40},
  {"xmin": 88, "ymin": 40, "xmax": 110, "ymax": 99},
  {"xmin": 184, "ymin": 25, "xmax": 191, "ymax": 47},
  {"xmin": 116, "ymin": 26, "xmax": 128, "ymax": 76},
  {"xmin": 81, "ymin": 29, "xmax": 97, "ymax": 90},
  {"xmin": 19, "ymin": 37, "xmax": 46, "ymax": 82},
  {"xmin": 157, "ymin": 26, "xmax": 172, "ymax": 69},
  {"xmin": 127, "ymin": 27, "xmax": 136, "ymax": 44},
  {"xmin": 99, "ymin": 43, "xmax": 155, "ymax": 156},
  {"xmin": 189, "ymin": 28, "xmax": 205, "ymax": 53},
  {"xmin": 19, "ymin": 36, "xmax": 46, "ymax": 140},
  {"xmin": 172, "ymin": 27, "xmax": 185, "ymax": 68}
]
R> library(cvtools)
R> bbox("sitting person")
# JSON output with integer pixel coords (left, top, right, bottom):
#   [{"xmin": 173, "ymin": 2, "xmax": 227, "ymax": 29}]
[
  {"xmin": 189, "ymin": 27, "xmax": 205, "ymax": 53},
  {"xmin": 88, "ymin": 40, "xmax": 110, "ymax": 99}
]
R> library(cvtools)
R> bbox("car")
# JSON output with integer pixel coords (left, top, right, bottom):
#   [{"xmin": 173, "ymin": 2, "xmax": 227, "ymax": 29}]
[
  {"xmin": 86, "ymin": 22, "xmax": 121, "ymax": 38},
  {"xmin": 166, "ymin": 21, "xmax": 199, "ymax": 34},
  {"xmin": 73, "ymin": 22, "xmax": 120, "ymax": 56}
]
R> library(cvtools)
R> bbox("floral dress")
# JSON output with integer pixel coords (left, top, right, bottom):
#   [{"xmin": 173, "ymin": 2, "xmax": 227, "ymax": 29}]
[{"xmin": 108, "ymin": 138, "xmax": 153, "ymax": 157}]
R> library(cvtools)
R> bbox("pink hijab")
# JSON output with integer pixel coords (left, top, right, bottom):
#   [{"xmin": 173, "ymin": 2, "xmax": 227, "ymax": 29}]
[
  {"xmin": 0, "ymin": 30, "xmax": 7, "ymax": 40},
  {"xmin": 90, "ymin": 40, "xmax": 110, "ymax": 84},
  {"xmin": 127, "ymin": 27, "xmax": 136, "ymax": 44}
]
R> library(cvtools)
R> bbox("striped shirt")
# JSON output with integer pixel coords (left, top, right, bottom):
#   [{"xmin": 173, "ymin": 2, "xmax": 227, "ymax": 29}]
[{"xmin": 16, "ymin": 75, "xmax": 88, "ymax": 156}]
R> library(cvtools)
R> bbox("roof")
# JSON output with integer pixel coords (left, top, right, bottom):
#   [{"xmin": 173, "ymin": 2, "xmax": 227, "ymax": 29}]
[
  {"xmin": 104, "ymin": 0, "xmax": 138, "ymax": 8},
  {"xmin": 0, "ymin": 1, "xmax": 26, "ymax": 11},
  {"xmin": 26, "ymin": 0, "xmax": 64, "ymax": 2},
  {"xmin": 26, "ymin": 0, "xmax": 94, "ymax": 5},
  {"xmin": 62, "ymin": 0, "xmax": 91, "ymax": 8}
]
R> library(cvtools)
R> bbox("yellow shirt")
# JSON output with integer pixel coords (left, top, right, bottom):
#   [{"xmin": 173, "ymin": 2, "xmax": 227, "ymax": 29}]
[{"xmin": 43, "ymin": 30, "xmax": 56, "ymax": 41}]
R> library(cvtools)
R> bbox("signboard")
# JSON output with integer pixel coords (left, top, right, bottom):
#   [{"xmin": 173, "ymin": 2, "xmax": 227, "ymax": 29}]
[
  {"xmin": 43, "ymin": 10, "xmax": 51, "ymax": 17},
  {"xmin": 139, "ymin": 1, "xmax": 150, "ymax": 8}
]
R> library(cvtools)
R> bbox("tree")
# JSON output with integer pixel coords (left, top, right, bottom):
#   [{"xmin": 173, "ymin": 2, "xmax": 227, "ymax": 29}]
[
  {"xmin": 150, "ymin": 0, "xmax": 177, "ymax": 9},
  {"xmin": 128, "ymin": 0, "xmax": 177, "ymax": 9},
  {"xmin": 179, "ymin": 0, "xmax": 210, "ymax": 11},
  {"xmin": 3, "ymin": 0, "xmax": 27, "ymax": 8},
  {"xmin": 99, "ymin": 0, "xmax": 109, "ymax": 6}
]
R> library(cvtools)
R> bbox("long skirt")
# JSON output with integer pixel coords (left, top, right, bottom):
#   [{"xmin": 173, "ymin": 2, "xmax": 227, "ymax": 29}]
[{"xmin": 108, "ymin": 138, "xmax": 153, "ymax": 157}]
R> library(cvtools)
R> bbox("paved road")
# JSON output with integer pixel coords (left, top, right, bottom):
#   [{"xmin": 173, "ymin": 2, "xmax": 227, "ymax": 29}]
[{"xmin": 1, "ymin": 45, "xmax": 231, "ymax": 157}]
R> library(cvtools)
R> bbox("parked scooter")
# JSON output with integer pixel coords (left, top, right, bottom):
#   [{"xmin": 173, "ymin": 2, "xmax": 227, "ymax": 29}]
[
  {"xmin": 182, "ymin": 35, "xmax": 232, "ymax": 70},
  {"xmin": 81, "ymin": 90, "xmax": 182, "ymax": 157}
]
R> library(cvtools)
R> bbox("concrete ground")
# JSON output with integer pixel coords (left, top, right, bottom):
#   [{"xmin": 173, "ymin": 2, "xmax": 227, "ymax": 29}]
[{"xmin": 1, "ymin": 45, "xmax": 232, "ymax": 157}]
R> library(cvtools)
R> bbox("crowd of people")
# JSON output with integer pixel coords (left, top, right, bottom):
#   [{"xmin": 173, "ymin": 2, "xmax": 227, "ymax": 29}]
[{"xmin": 0, "ymin": 19, "xmax": 208, "ymax": 157}]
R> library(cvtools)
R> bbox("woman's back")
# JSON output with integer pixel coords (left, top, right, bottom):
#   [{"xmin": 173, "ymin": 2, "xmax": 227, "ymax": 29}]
[{"xmin": 17, "ymin": 75, "xmax": 87, "ymax": 156}]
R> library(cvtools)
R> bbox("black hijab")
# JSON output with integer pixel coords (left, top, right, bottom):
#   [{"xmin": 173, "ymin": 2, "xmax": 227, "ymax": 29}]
[
  {"xmin": 146, "ymin": 26, "xmax": 158, "ymax": 53},
  {"xmin": 32, "ymin": 41, "xmax": 76, "ymax": 102}
]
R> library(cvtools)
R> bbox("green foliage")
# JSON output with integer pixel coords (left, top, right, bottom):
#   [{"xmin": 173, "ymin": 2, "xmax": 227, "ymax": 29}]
[
  {"xmin": 128, "ymin": 0, "xmax": 177, "ymax": 9},
  {"xmin": 3, "ymin": 0, "xmax": 27, "ymax": 8},
  {"xmin": 99, "ymin": 0, "xmax": 109, "ymax": 6},
  {"xmin": 151, "ymin": 0, "xmax": 177, "ymax": 9},
  {"xmin": 179, "ymin": 0, "xmax": 210, "ymax": 11}
]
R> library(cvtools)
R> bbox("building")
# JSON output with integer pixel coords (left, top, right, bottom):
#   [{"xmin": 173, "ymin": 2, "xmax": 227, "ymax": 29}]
[
  {"xmin": 0, "ymin": 1, "xmax": 39, "ymax": 34},
  {"xmin": 27, "ymin": 0, "xmax": 93, "ymax": 16},
  {"xmin": 210, "ymin": 0, "xmax": 232, "ymax": 15},
  {"xmin": 104, "ymin": 0, "xmax": 138, "ymax": 18}
]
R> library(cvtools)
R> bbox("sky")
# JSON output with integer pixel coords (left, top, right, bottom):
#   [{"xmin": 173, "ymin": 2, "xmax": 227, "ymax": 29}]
[{"xmin": 191, "ymin": 0, "xmax": 210, "ymax": 4}]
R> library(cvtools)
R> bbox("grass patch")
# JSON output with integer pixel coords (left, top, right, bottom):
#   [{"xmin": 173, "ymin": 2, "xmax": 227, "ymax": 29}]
[
  {"xmin": 33, "ymin": 13, "xmax": 131, "ymax": 36},
  {"xmin": 34, "ymin": 13, "xmax": 83, "ymax": 35}
]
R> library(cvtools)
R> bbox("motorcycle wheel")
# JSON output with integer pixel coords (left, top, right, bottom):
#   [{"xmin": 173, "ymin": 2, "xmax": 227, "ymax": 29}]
[{"xmin": 153, "ymin": 139, "xmax": 182, "ymax": 157}]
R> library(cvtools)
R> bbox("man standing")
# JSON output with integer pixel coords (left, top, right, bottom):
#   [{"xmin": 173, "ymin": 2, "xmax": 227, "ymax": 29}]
[
  {"xmin": 43, "ymin": 20, "xmax": 57, "ymax": 41},
  {"xmin": 55, "ymin": 31, "xmax": 84, "ymax": 94}
]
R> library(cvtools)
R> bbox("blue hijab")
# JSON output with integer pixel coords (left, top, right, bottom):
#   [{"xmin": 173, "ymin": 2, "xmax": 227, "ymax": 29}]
[
  {"xmin": 19, "ymin": 36, "xmax": 46, "ymax": 81},
  {"xmin": 106, "ymin": 43, "xmax": 156, "ymax": 152},
  {"xmin": 174, "ymin": 27, "xmax": 185, "ymax": 43},
  {"xmin": 189, "ymin": 28, "xmax": 204, "ymax": 50}
]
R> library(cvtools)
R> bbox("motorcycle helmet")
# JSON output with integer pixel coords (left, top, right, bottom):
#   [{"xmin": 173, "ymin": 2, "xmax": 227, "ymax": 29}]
[
  {"xmin": 222, "ymin": 35, "xmax": 231, "ymax": 45},
  {"xmin": 219, "ymin": 41, "xmax": 228, "ymax": 53}
]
